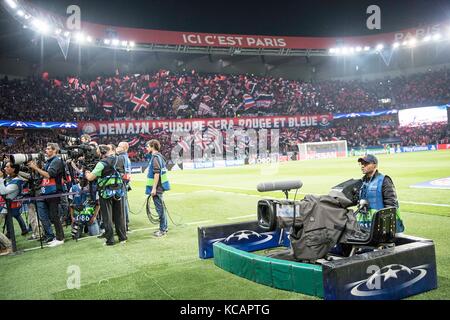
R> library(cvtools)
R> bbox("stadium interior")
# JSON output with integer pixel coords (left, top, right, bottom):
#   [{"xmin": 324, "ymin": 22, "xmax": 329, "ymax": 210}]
[{"xmin": 0, "ymin": 0, "xmax": 449, "ymax": 304}]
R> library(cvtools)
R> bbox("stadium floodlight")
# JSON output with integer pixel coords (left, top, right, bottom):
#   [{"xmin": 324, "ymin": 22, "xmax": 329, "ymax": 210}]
[
  {"xmin": 423, "ymin": 35, "xmax": 431, "ymax": 42},
  {"xmin": 335, "ymin": 47, "xmax": 341, "ymax": 54},
  {"xmin": 6, "ymin": 0, "xmax": 17, "ymax": 9},
  {"xmin": 112, "ymin": 39, "xmax": 119, "ymax": 46},
  {"xmin": 355, "ymin": 46, "xmax": 362, "ymax": 52},
  {"xmin": 375, "ymin": 44, "xmax": 384, "ymax": 51},
  {"xmin": 75, "ymin": 32, "xmax": 85, "ymax": 43},
  {"xmin": 329, "ymin": 48, "xmax": 335, "ymax": 54},
  {"xmin": 432, "ymin": 33, "xmax": 441, "ymax": 41},
  {"xmin": 16, "ymin": 10, "xmax": 24, "ymax": 17},
  {"xmin": 121, "ymin": 40, "xmax": 128, "ymax": 47},
  {"xmin": 104, "ymin": 38, "xmax": 111, "ymax": 45},
  {"xmin": 363, "ymin": 46, "xmax": 370, "ymax": 51},
  {"xmin": 402, "ymin": 40, "xmax": 408, "ymax": 46},
  {"xmin": 409, "ymin": 38, "xmax": 417, "ymax": 47},
  {"xmin": 348, "ymin": 47, "xmax": 355, "ymax": 54},
  {"xmin": 24, "ymin": 14, "xmax": 31, "ymax": 20},
  {"xmin": 129, "ymin": 41, "xmax": 135, "ymax": 47},
  {"xmin": 341, "ymin": 47, "xmax": 349, "ymax": 55},
  {"xmin": 392, "ymin": 42, "xmax": 400, "ymax": 49},
  {"xmin": 32, "ymin": 19, "xmax": 49, "ymax": 34},
  {"xmin": 86, "ymin": 36, "xmax": 93, "ymax": 43}
]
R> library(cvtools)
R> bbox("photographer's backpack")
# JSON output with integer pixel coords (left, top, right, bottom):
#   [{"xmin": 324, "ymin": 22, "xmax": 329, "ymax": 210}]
[{"xmin": 97, "ymin": 156, "xmax": 124, "ymax": 200}]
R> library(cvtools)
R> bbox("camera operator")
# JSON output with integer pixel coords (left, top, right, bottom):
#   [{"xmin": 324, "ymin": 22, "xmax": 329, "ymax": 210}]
[
  {"xmin": 0, "ymin": 162, "xmax": 30, "ymax": 238},
  {"xmin": 116, "ymin": 141, "xmax": 131, "ymax": 232},
  {"xmin": 85, "ymin": 144, "xmax": 127, "ymax": 246},
  {"xmin": 27, "ymin": 143, "xmax": 66, "ymax": 247}
]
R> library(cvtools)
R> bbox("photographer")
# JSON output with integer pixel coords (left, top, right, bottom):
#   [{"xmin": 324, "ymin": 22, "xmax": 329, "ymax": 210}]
[
  {"xmin": 27, "ymin": 143, "xmax": 65, "ymax": 247},
  {"xmin": 80, "ymin": 134, "xmax": 91, "ymax": 145},
  {"xmin": 117, "ymin": 141, "xmax": 131, "ymax": 232},
  {"xmin": 0, "ymin": 162, "xmax": 29, "ymax": 237},
  {"xmin": 68, "ymin": 175, "xmax": 100, "ymax": 239},
  {"xmin": 85, "ymin": 144, "xmax": 127, "ymax": 246}
]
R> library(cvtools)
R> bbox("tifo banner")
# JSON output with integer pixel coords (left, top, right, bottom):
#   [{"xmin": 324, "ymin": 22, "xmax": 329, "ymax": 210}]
[
  {"xmin": 0, "ymin": 120, "xmax": 77, "ymax": 129},
  {"xmin": 79, "ymin": 18, "xmax": 448, "ymax": 50},
  {"xmin": 79, "ymin": 114, "xmax": 332, "ymax": 135}
]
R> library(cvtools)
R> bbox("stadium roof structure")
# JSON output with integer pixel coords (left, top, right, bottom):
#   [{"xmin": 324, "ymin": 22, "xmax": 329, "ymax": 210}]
[
  {"xmin": 1, "ymin": 0, "xmax": 450, "ymax": 78},
  {"xmin": 2, "ymin": 0, "xmax": 450, "ymax": 56}
]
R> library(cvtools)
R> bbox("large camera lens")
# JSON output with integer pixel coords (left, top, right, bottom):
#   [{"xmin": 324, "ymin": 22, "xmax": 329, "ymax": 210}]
[{"xmin": 9, "ymin": 153, "xmax": 39, "ymax": 165}]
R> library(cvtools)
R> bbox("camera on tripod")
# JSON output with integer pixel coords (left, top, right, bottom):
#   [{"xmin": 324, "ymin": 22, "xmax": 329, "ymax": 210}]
[{"xmin": 256, "ymin": 179, "xmax": 363, "ymax": 231}]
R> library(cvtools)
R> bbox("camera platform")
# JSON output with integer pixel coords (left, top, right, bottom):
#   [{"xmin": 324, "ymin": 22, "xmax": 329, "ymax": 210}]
[{"xmin": 198, "ymin": 221, "xmax": 437, "ymax": 300}]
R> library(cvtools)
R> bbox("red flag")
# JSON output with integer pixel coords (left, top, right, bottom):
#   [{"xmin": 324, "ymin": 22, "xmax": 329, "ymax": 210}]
[
  {"xmin": 102, "ymin": 101, "xmax": 113, "ymax": 108},
  {"xmin": 148, "ymin": 81, "xmax": 158, "ymax": 88}
]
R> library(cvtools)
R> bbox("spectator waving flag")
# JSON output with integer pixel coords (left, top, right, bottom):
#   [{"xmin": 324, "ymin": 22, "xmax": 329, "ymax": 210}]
[
  {"xmin": 129, "ymin": 137, "xmax": 140, "ymax": 147},
  {"xmin": 198, "ymin": 102, "xmax": 213, "ymax": 116},
  {"xmin": 102, "ymin": 101, "xmax": 113, "ymax": 113},
  {"xmin": 243, "ymin": 94, "xmax": 256, "ymax": 109},
  {"xmin": 131, "ymin": 93, "xmax": 150, "ymax": 112},
  {"xmin": 255, "ymin": 93, "xmax": 274, "ymax": 108},
  {"xmin": 177, "ymin": 137, "xmax": 191, "ymax": 153}
]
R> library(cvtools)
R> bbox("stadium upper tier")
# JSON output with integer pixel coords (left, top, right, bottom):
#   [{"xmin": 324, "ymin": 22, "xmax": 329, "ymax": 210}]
[{"xmin": 1, "ymin": 68, "xmax": 449, "ymax": 122}]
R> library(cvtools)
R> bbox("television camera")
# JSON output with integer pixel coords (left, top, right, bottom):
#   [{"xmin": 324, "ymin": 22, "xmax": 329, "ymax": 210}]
[{"xmin": 58, "ymin": 135, "xmax": 100, "ymax": 171}]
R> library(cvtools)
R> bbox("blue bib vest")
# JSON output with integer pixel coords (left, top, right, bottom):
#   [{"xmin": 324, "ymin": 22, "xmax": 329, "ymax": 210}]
[
  {"xmin": 0, "ymin": 177, "xmax": 24, "ymax": 215},
  {"xmin": 359, "ymin": 172, "xmax": 404, "ymax": 232},
  {"xmin": 40, "ymin": 156, "xmax": 63, "ymax": 195},
  {"xmin": 145, "ymin": 154, "xmax": 170, "ymax": 194}
]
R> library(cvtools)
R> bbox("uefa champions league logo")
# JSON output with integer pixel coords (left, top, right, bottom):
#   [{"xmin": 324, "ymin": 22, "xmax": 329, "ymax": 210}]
[
  {"xmin": 209, "ymin": 230, "xmax": 274, "ymax": 246},
  {"xmin": 347, "ymin": 264, "xmax": 430, "ymax": 297}
]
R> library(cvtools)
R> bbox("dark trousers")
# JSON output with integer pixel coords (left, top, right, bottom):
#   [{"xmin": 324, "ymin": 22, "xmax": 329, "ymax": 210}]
[
  {"xmin": 99, "ymin": 197, "xmax": 127, "ymax": 244},
  {"xmin": 46, "ymin": 198, "xmax": 64, "ymax": 241}
]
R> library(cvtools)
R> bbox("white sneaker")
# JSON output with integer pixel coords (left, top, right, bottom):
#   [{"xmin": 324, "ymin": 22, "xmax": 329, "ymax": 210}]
[
  {"xmin": 119, "ymin": 240, "xmax": 127, "ymax": 245},
  {"xmin": 47, "ymin": 239, "xmax": 64, "ymax": 247}
]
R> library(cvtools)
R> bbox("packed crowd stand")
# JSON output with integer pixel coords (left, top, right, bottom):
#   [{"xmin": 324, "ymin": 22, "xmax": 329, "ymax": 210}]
[
  {"xmin": 1, "ymin": 117, "xmax": 448, "ymax": 163},
  {"xmin": 0, "ymin": 67, "xmax": 449, "ymax": 122}
]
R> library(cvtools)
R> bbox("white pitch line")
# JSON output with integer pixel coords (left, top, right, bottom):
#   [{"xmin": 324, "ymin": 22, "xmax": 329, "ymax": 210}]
[
  {"xmin": 227, "ymin": 214, "xmax": 255, "ymax": 220},
  {"xmin": 400, "ymin": 201, "xmax": 450, "ymax": 208},
  {"xmin": 174, "ymin": 182, "xmax": 307, "ymax": 194},
  {"xmin": 185, "ymin": 220, "xmax": 213, "ymax": 225},
  {"xmin": 181, "ymin": 184, "xmax": 450, "ymax": 208}
]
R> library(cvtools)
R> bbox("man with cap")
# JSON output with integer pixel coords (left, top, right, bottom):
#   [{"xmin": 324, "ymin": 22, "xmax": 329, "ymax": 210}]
[{"xmin": 357, "ymin": 154, "xmax": 405, "ymax": 233}]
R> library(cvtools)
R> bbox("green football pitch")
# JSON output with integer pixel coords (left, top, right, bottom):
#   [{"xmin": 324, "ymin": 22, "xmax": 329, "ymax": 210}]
[{"xmin": 1, "ymin": 150, "xmax": 449, "ymax": 300}]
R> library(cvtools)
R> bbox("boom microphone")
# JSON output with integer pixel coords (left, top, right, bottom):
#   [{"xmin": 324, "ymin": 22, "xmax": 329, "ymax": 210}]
[{"xmin": 257, "ymin": 180, "xmax": 303, "ymax": 192}]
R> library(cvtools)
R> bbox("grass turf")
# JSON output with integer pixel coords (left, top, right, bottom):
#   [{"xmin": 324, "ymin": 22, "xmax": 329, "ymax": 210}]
[{"xmin": 0, "ymin": 150, "xmax": 449, "ymax": 299}]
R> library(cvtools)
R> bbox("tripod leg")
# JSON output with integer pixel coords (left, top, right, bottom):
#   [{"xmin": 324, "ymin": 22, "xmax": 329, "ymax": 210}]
[{"xmin": 33, "ymin": 201, "xmax": 44, "ymax": 249}]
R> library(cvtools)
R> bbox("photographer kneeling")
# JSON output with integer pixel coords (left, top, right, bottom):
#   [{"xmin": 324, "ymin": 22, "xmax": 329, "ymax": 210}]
[
  {"xmin": 28, "ymin": 143, "xmax": 66, "ymax": 247},
  {"xmin": 0, "ymin": 162, "xmax": 29, "ymax": 237},
  {"xmin": 85, "ymin": 144, "xmax": 127, "ymax": 246},
  {"xmin": 69, "ymin": 175, "xmax": 100, "ymax": 239}
]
